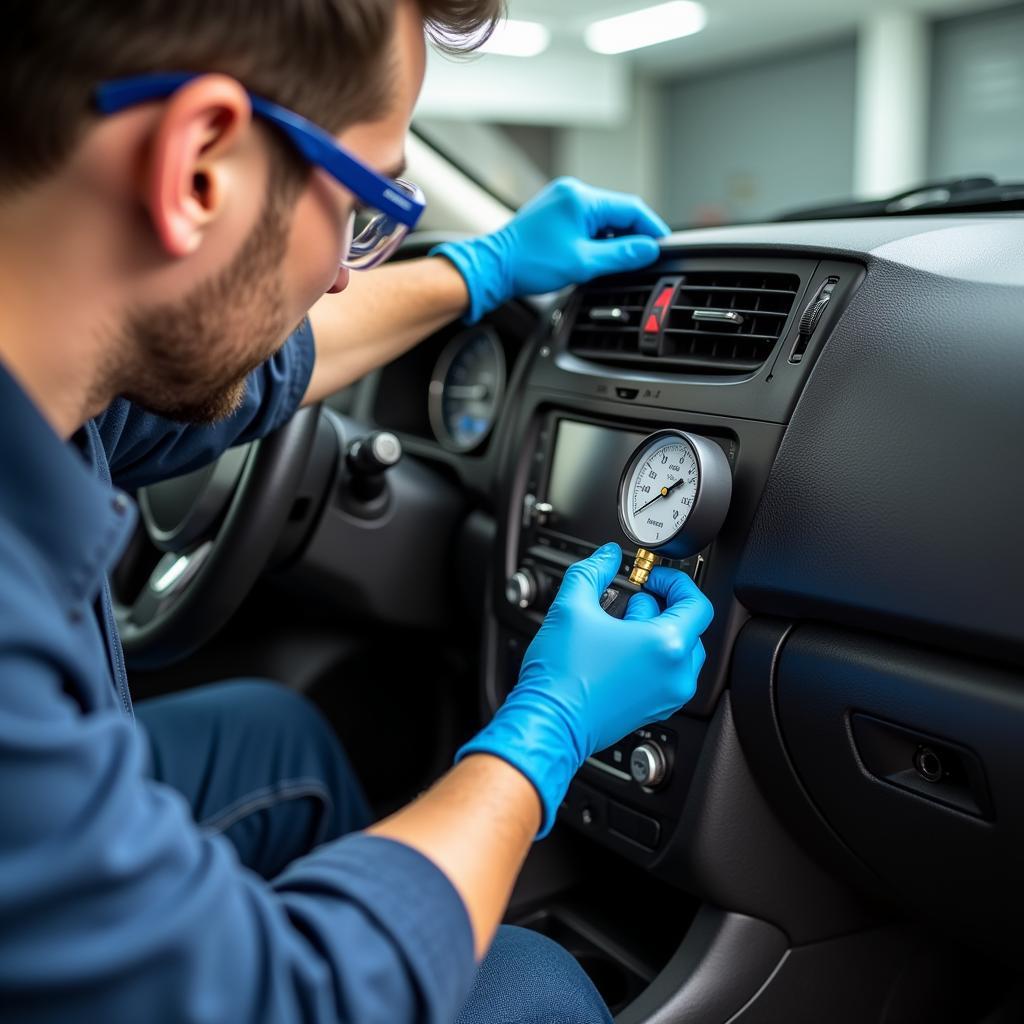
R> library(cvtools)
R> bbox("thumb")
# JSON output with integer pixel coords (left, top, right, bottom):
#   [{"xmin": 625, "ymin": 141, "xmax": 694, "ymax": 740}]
[
  {"xmin": 579, "ymin": 236, "xmax": 661, "ymax": 278},
  {"xmin": 557, "ymin": 542, "xmax": 622, "ymax": 603}
]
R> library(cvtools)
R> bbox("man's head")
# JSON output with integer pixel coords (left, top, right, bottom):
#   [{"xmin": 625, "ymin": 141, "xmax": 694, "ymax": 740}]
[{"xmin": 0, "ymin": 0, "xmax": 502, "ymax": 423}]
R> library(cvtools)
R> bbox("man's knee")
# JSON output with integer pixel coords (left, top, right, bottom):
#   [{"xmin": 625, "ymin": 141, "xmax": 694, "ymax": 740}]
[
  {"xmin": 218, "ymin": 678, "xmax": 332, "ymax": 742},
  {"xmin": 224, "ymin": 678, "xmax": 349, "ymax": 762},
  {"xmin": 457, "ymin": 926, "xmax": 612, "ymax": 1024},
  {"xmin": 141, "ymin": 678, "xmax": 338, "ymax": 764},
  {"xmin": 209, "ymin": 679, "xmax": 368, "ymax": 829}
]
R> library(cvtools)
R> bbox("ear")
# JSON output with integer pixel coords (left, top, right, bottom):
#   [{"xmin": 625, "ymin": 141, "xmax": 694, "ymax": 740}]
[{"xmin": 143, "ymin": 74, "xmax": 254, "ymax": 258}]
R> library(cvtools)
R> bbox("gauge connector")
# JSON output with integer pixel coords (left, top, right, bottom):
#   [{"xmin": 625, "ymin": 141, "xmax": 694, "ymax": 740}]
[{"xmin": 629, "ymin": 548, "xmax": 658, "ymax": 586}]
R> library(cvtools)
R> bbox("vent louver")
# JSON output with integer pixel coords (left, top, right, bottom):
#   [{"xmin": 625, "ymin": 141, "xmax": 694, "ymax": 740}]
[{"xmin": 568, "ymin": 270, "xmax": 801, "ymax": 375}]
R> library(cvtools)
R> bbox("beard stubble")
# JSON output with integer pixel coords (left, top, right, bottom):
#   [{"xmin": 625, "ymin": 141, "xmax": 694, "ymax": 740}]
[{"xmin": 118, "ymin": 184, "xmax": 298, "ymax": 425}]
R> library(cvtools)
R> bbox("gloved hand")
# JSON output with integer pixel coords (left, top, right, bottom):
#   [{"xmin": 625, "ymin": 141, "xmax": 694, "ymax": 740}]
[
  {"xmin": 431, "ymin": 177, "xmax": 671, "ymax": 323},
  {"xmin": 456, "ymin": 543, "xmax": 713, "ymax": 836}
]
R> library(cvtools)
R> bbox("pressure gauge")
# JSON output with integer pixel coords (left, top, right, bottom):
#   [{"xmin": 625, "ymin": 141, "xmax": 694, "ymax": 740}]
[{"xmin": 617, "ymin": 430, "xmax": 732, "ymax": 563}]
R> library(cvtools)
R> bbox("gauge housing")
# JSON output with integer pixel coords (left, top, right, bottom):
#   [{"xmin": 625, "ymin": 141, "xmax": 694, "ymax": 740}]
[
  {"xmin": 617, "ymin": 429, "xmax": 733, "ymax": 559},
  {"xmin": 428, "ymin": 326, "xmax": 506, "ymax": 453}
]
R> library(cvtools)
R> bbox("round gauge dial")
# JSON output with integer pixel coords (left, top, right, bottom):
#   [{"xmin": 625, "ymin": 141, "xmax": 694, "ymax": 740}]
[
  {"xmin": 429, "ymin": 327, "xmax": 506, "ymax": 453},
  {"xmin": 622, "ymin": 435, "xmax": 700, "ymax": 549},
  {"xmin": 617, "ymin": 429, "xmax": 733, "ymax": 559}
]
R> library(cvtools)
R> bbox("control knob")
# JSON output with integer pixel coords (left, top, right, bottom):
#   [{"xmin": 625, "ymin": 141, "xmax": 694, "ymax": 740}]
[
  {"xmin": 505, "ymin": 568, "xmax": 538, "ymax": 610},
  {"xmin": 629, "ymin": 742, "xmax": 668, "ymax": 789}
]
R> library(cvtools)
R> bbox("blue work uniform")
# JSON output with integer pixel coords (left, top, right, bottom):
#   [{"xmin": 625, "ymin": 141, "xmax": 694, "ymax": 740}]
[{"xmin": 0, "ymin": 325, "xmax": 476, "ymax": 1023}]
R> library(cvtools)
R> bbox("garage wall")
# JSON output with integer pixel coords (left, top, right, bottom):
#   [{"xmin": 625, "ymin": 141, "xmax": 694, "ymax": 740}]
[
  {"xmin": 660, "ymin": 40, "xmax": 857, "ymax": 228},
  {"xmin": 555, "ymin": 76, "xmax": 666, "ymax": 212},
  {"xmin": 929, "ymin": 2, "xmax": 1024, "ymax": 182}
]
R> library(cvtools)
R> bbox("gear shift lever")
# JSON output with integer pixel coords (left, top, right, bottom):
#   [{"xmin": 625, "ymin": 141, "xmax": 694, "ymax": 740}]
[{"xmin": 344, "ymin": 430, "xmax": 402, "ymax": 514}]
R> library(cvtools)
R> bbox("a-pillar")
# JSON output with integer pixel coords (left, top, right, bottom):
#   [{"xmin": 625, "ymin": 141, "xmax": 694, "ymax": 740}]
[{"xmin": 854, "ymin": 11, "xmax": 931, "ymax": 199}]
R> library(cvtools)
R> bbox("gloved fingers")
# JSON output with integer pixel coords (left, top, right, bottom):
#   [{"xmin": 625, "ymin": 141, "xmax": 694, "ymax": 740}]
[
  {"xmin": 588, "ymin": 187, "xmax": 672, "ymax": 239},
  {"xmin": 645, "ymin": 566, "xmax": 715, "ymax": 634},
  {"xmin": 691, "ymin": 639, "xmax": 708, "ymax": 677},
  {"xmin": 557, "ymin": 542, "xmax": 623, "ymax": 602},
  {"xmin": 624, "ymin": 591, "xmax": 661, "ymax": 621},
  {"xmin": 577, "ymin": 236, "xmax": 661, "ymax": 278},
  {"xmin": 652, "ymin": 642, "xmax": 705, "ymax": 718},
  {"xmin": 644, "ymin": 565, "xmax": 704, "ymax": 603}
]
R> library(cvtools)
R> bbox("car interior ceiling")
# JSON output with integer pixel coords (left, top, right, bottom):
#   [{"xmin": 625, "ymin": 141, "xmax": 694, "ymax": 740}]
[{"xmin": 118, "ymin": 210, "xmax": 1024, "ymax": 1023}]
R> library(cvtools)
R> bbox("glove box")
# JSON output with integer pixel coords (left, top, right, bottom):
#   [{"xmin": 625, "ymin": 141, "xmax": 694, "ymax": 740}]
[{"xmin": 773, "ymin": 625, "xmax": 1024, "ymax": 960}]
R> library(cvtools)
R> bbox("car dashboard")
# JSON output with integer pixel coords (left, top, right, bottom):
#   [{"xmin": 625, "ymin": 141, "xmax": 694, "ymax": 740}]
[{"xmin": 297, "ymin": 213, "xmax": 1024, "ymax": 969}]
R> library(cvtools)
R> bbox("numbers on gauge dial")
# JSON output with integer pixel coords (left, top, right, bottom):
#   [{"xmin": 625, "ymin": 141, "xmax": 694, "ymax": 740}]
[{"xmin": 628, "ymin": 441, "xmax": 699, "ymax": 546}]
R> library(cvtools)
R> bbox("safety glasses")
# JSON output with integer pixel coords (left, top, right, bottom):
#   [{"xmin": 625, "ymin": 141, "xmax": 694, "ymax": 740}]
[{"xmin": 95, "ymin": 72, "xmax": 426, "ymax": 270}]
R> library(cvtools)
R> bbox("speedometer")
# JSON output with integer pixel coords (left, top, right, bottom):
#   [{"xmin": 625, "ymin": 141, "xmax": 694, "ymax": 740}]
[
  {"xmin": 429, "ymin": 327, "xmax": 506, "ymax": 453},
  {"xmin": 617, "ymin": 429, "xmax": 732, "ymax": 560}
]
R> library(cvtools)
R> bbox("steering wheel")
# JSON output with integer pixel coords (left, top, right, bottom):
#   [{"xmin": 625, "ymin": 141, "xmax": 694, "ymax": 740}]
[{"xmin": 115, "ymin": 406, "xmax": 320, "ymax": 670}]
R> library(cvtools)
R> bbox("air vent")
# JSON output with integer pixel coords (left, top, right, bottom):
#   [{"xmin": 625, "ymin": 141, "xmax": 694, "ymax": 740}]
[{"xmin": 568, "ymin": 270, "xmax": 801, "ymax": 375}]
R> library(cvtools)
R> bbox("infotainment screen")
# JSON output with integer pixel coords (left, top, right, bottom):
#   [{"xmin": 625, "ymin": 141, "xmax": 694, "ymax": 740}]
[{"xmin": 544, "ymin": 420, "xmax": 648, "ymax": 549}]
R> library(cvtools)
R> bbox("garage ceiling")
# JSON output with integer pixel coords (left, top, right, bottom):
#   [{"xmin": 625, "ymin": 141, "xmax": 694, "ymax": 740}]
[{"xmin": 507, "ymin": 0, "xmax": 1014, "ymax": 76}]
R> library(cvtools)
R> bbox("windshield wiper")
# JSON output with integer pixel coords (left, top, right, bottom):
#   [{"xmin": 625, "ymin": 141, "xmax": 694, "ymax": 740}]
[{"xmin": 775, "ymin": 177, "xmax": 1024, "ymax": 221}]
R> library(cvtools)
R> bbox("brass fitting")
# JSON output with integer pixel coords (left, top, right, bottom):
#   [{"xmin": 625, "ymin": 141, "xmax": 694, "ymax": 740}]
[{"xmin": 629, "ymin": 548, "xmax": 658, "ymax": 586}]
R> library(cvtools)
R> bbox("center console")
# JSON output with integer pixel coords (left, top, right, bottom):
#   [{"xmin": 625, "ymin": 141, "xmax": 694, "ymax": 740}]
[
  {"xmin": 498, "ymin": 413, "xmax": 738, "ymax": 854},
  {"xmin": 488, "ymin": 403, "xmax": 750, "ymax": 871}
]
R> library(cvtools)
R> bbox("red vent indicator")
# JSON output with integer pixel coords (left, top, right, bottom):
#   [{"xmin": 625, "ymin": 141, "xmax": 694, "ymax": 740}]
[{"xmin": 640, "ymin": 277, "xmax": 683, "ymax": 354}]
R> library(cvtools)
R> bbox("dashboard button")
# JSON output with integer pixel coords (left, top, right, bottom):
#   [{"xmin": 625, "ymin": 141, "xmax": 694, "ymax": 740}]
[{"xmin": 608, "ymin": 802, "xmax": 661, "ymax": 851}]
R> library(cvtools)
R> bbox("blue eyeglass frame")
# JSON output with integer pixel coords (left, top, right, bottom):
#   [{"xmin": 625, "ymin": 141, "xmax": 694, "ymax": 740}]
[{"xmin": 94, "ymin": 71, "xmax": 425, "ymax": 230}]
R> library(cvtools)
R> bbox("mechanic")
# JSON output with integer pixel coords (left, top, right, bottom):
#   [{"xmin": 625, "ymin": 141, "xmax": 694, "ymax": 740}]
[{"xmin": 0, "ymin": 2, "xmax": 714, "ymax": 1022}]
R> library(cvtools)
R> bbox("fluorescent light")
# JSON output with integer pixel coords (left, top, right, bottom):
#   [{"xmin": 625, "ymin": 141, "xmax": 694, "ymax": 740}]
[
  {"xmin": 478, "ymin": 19, "xmax": 551, "ymax": 58},
  {"xmin": 585, "ymin": 1, "xmax": 707, "ymax": 55}
]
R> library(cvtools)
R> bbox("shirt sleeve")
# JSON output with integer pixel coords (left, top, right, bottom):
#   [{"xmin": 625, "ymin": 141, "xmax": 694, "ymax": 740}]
[
  {"xmin": 0, "ymin": 575, "xmax": 476, "ymax": 1022},
  {"xmin": 96, "ymin": 319, "xmax": 316, "ymax": 492}
]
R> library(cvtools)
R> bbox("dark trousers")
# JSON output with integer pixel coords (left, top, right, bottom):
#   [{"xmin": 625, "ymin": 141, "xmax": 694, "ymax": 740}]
[{"xmin": 138, "ymin": 680, "xmax": 612, "ymax": 1024}]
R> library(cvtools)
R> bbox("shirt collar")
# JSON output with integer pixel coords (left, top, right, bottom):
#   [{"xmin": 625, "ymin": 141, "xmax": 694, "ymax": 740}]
[{"xmin": 0, "ymin": 360, "xmax": 136, "ymax": 610}]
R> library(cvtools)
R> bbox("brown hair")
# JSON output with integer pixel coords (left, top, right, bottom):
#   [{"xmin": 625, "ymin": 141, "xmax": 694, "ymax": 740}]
[{"xmin": 0, "ymin": 0, "xmax": 504, "ymax": 194}]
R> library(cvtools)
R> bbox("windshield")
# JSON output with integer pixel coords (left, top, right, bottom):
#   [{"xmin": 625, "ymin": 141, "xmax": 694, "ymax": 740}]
[{"xmin": 416, "ymin": 0, "xmax": 1024, "ymax": 226}]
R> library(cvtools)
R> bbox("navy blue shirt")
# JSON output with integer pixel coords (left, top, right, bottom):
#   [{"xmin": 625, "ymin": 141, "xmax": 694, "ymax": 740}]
[{"xmin": 0, "ymin": 324, "xmax": 474, "ymax": 1023}]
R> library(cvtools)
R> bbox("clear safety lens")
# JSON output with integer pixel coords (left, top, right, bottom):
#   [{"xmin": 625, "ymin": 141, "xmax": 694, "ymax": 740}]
[{"xmin": 342, "ymin": 179, "xmax": 424, "ymax": 271}]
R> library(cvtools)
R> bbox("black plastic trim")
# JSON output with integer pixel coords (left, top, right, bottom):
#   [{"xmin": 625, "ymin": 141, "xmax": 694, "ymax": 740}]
[{"xmin": 617, "ymin": 906, "xmax": 787, "ymax": 1024}]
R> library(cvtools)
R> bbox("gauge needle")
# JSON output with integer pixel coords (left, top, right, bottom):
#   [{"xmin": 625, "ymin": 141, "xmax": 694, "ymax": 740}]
[
  {"xmin": 634, "ymin": 477, "xmax": 686, "ymax": 516},
  {"xmin": 446, "ymin": 384, "xmax": 491, "ymax": 401}
]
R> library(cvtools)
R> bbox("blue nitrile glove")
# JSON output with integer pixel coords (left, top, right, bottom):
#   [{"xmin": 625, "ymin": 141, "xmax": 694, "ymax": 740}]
[
  {"xmin": 431, "ymin": 177, "xmax": 671, "ymax": 324},
  {"xmin": 456, "ymin": 543, "xmax": 714, "ymax": 836}
]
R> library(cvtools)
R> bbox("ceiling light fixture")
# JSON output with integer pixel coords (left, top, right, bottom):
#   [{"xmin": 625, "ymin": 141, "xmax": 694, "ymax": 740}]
[
  {"xmin": 478, "ymin": 19, "xmax": 551, "ymax": 58},
  {"xmin": 584, "ymin": 1, "xmax": 707, "ymax": 55}
]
